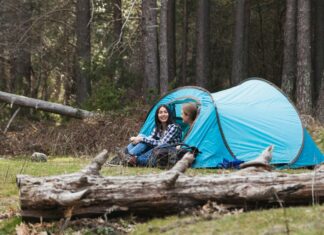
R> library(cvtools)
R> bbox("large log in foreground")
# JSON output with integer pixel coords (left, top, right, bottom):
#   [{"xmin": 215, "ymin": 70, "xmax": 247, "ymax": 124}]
[
  {"xmin": 17, "ymin": 150, "xmax": 324, "ymax": 221},
  {"xmin": 0, "ymin": 91, "xmax": 94, "ymax": 119}
]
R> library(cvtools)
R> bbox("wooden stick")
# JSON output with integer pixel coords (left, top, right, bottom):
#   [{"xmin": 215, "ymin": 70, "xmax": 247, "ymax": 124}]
[{"xmin": 3, "ymin": 107, "xmax": 20, "ymax": 134}]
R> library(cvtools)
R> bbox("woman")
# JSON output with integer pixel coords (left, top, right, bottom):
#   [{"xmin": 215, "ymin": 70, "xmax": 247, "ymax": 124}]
[
  {"xmin": 181, "ymin": 102, "xmax": 198, "ymax": 137},
  {"xmin": 126, "ymin": 104, "xmax": 182, "ymax": 166},
  {"xmin": 151, "ymin": 102, "xmax": 198, "ymax": 168}
]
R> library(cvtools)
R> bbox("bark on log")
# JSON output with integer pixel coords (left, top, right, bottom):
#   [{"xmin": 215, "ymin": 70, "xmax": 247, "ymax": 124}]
[
  {"xmin": 17, "ymin": 150, "xmax": 324, "ymax": 221},
  {"xmin": 0, "ymin": 91, "xmax": 94, "ymax": 119}
]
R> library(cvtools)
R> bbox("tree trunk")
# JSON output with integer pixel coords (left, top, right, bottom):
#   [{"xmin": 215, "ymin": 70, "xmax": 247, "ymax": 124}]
[
  {"xmin": 243, "ymin": 0, "xmax": 250, "ymax": 81},
  {"xmin": 17, "ymin": 150, "xmax": 324, "ymax": 221},
  {"xmin": 158, "ymin": 0, "xmax": 175, "ymax": 94},
  {"xmin": 231, "ymin": 0, "xmax": 250, "ymax": 86},
  {"xmin": 272, "ymin": 1, "xmax": 284, "ymax": 87},
  {"xmin": 314, "ymin": 0, "xmax": 324, "ymax": 123},
  {"xmin": 0, "ymin": 47, "xmax": 6, "ymax": 91},
  {"xmin": 112, "ymin": 0, "xmax": 125, "ymax": 86},
  {"xmin": 180, "ymin": 0, "xmax": 188, "ymax": 85},
  {"xmin": 281, "ymin": 0, "xmax": 297, "ymax": 100},
  {"xmin": 113, "ymin": 0, "xmax": 123, "ymax": 44},
  {"xmin": 257, "ymin": 2, "xmax": 266, "ymax": 78},
  {"xmin": 75, "ymin": 0, "xmax": 92, "ymax": 106},
  {"xmin": 317, "ymin": 81, "xmax": 324, "ymax": 123},
  {"xmin": 142, "ymin": 0, "xmax": 159, "ymax": 98},
  {"xmin": 159, "ymin": 0, "xmax": 169, "ymax": 95},
  {"xmin": 195, "ymin": 0, "xmax": 209, "ymax": 88},
  {"xmin": 296, "ymin": 0, "xmax": 312, "ymax": 115},
  {"xmin": 0, "ymin": 91, "xmax": 93, "ymax": 119},
  {"xmin": 8, "ymin": 0, "xmax": 32, "ymax": 96},
  {"xmin": 167, "ymin": 0, "xmax": 176, "ymax": 86}
]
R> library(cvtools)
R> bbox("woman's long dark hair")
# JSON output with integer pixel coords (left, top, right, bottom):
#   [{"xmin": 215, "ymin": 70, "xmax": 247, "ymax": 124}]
[{"xmin": 155, "ymin": 104, "xmax": 174, "ymax": 131}]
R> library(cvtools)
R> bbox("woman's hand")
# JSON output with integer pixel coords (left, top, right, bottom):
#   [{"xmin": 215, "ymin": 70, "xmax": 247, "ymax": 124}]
[{"xmin": 130, "ymin": 136, "xmax": 143, "ymax": 144}]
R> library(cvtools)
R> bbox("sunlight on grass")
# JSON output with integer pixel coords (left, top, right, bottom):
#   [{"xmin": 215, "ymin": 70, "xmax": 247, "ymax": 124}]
[
  {"xmin": 0, "ymin": 157, "xmax": 90, "ymax": 216},
  {"xmin": 132, "ymin": 206, "xmax": 324, "ymax": 235},
  {"xmin": 0, "ymin": 157, "xmax": 88, "ymax": 182}
]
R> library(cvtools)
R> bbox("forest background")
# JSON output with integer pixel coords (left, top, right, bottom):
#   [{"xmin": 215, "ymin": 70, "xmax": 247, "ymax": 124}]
[{"xmin": 0, "ymin": 0, "xmax": 323, "ymax": 123}]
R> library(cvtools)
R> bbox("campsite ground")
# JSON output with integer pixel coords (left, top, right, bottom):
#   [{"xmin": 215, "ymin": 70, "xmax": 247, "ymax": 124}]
[
  {"xmin": 0, "ymin": 113, "xmax": 324, "ymax": 234},
  {"xmin": 1, "ymin": 157, "xmax": 324, "ymax": 234}
]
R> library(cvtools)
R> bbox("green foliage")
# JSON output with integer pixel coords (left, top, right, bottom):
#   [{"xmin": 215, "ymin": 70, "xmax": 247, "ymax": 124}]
[
  {"xmin": 86, "ymin": 79, "xmax": 126, "ymax": 111},
  {"xmin": 0, "ymin": 216, "xmax": 21, "ymax": 235},
  {"xmin": 91, "ymin": 226, "xmax": 117, "ymax": 235},
  {"xmin": 86, "ymin": 45, "xmax": 146, "ymax": 110}
]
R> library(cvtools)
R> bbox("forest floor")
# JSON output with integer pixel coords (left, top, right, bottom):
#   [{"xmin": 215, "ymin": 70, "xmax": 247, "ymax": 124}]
[
  {"xmin": 0, "ymin": 111, "xmax": 323, "ymax": 158},
  {"xmin": 0, "ymin": 111, "xmax": 324, "ymax": 234},
  {"xmin": 0, "ymin": 107, "xmax": 149, "ymax": 157},
  {"xmin": 1, "ymin": 156, "xmax": 323, "ymax": 235}
]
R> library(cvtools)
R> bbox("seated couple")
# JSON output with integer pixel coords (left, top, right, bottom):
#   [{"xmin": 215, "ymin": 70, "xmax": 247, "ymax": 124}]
[{"xmin": 125, "ymin": 103, "xmax": 197, "ymax": 167}]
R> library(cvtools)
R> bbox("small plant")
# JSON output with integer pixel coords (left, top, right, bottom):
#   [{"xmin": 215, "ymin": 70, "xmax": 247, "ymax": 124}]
[{"xmin": 0, "ymin": 216, "xmax": 22, "ymax": 234}]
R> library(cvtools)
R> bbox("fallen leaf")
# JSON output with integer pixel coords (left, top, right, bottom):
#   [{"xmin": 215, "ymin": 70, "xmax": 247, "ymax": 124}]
[{"xmin": 15, "ymin": 223, "xmax": 30, "ymax": 235}]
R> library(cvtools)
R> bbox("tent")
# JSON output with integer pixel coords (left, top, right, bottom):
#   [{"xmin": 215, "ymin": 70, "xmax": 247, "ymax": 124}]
[{"xmin": 139, "ymin": 78, "xmax": 324, "ymax": 168}]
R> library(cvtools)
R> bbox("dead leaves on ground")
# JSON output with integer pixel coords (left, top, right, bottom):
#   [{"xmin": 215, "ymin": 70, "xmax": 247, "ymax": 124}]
[
  {"xmin": 0, "ymin": 208, "xmax": 17, "ymax": 222},
  {"xmin": 11, "ymin": 202, "xmax": 243, "ymax": 234},
  {"xmin": 14, "ymin": 217, "xmax": 135, "ymax": 235},
  {"xmin": 149, "ymin": 201, "xmax": 243, "ymax": 233}
]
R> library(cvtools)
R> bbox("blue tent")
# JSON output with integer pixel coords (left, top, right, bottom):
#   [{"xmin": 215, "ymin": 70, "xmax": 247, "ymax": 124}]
[{"xmin": 140, "ymin": 78, "xmax": 324, "ymax": 168}]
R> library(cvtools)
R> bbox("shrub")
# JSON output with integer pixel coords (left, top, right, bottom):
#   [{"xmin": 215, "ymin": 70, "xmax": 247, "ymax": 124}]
[{"xmin": 86, "ymin": 79, "xmax": 126, "ymax": 111}]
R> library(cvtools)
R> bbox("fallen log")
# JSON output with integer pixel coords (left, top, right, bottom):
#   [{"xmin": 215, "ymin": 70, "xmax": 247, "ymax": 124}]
[
  {"xmin": 0, "ymin": 91, "xmax": 94, "ymax": 119},
  {"xmin": 17, "ymin": 150, "xmax": 324, "ymax": 221}
]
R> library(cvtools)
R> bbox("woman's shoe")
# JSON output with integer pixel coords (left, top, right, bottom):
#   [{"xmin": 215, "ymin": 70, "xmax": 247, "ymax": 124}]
[{"xmin": 127, "ymin": 155, "xmax": 137, "ymax": 167}]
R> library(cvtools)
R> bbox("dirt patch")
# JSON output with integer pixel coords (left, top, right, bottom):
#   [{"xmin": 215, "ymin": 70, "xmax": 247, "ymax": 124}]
[{"xmin": 0, "ymin": 109, "xmax": 149, "ymax": 156}]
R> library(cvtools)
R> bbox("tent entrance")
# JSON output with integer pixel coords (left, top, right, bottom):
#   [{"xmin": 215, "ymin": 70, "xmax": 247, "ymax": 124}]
[{"xmin": 166, "ymin": 97, "xmax": 200, "ymax": 140}]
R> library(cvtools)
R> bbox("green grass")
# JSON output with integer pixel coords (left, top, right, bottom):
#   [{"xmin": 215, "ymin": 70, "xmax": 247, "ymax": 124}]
[
  {"xmin": 0, "ymin": 217, "xmax": 21, "ymax": 235},
  {"xmin": 0, "ymin": 157, "xmax": 90, "ymax": 217},
  {"xmin": 0, "ymin": 151, "xmax": 323, "ymax": 234},
  {"xmin": 133, "ymin": 206, "xmax": 324, "ymax": 235}
]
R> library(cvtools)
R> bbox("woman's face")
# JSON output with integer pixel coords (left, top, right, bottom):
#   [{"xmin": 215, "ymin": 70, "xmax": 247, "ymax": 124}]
[
  {"xmin": 158, "ymin": 106, "xmax": 169, "ymax": 124},
  {"xmin": 181, "ymin": 108, "xmax": 190, "ymax": 124}
]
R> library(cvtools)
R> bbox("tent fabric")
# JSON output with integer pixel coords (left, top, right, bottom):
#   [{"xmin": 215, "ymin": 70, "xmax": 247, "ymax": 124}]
[
  {"xmin": 139, "ymin": 78, "xmax": 324, "ymax": 168},
  {"xmin": 212, "ymin": 79, "xmax": 303, "ymax": 164}
]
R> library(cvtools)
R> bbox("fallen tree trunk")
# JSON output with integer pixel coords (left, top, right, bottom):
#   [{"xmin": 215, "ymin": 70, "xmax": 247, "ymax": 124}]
[
  {"xmin": 17, "ymin": 150, "xmax": 324, "ymax": 221},
  {"xmin": 0, "ymin": 91, "xmax": 94, "ymax": 119}
]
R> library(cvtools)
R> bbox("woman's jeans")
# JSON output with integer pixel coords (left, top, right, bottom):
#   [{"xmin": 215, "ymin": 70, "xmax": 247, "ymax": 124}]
[
  {"xmin": 125, "ymin": 142, "xmax": 152, "ymax": 166},
  {"xmin": 126, "ymin": 142, "xmax": 151, "ymax": 156}
]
